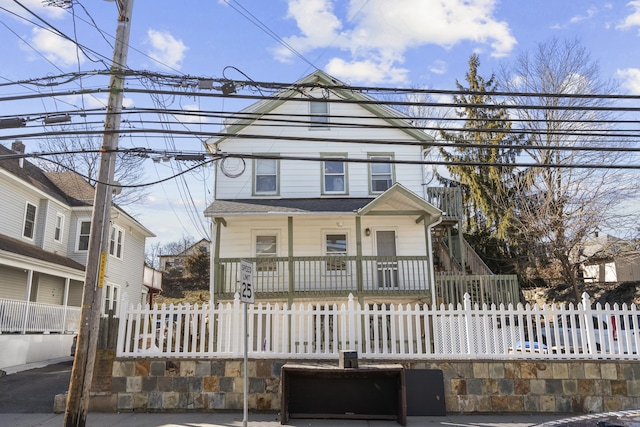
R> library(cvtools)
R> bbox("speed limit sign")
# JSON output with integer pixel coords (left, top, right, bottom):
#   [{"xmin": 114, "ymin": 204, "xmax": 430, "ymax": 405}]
[{"xmin": 240, "ymin": 259, "xmax": 254, "ymax": 304}]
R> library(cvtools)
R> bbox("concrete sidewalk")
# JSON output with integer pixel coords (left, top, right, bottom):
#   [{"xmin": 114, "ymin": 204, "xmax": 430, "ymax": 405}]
[{"xmin": 2, "ymin": 412, "xmax": 566, "ymax": 427}]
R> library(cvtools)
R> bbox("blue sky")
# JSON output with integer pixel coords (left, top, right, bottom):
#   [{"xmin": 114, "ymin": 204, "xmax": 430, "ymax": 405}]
[{"xmin": 1, "ymin": 0, "xmax": 640, "ymax": 246}]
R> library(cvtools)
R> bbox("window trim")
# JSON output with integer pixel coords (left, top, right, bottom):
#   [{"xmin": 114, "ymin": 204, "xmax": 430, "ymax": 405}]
[
  {"xmin": 109, "ymin": 224, "xmax": 125, "ymax": 259},
  {"xmin": 368, "ymin": 153, "xmax": 395, "ymax": 194},
  {"xmin": 321, "ymin": 154, "xmax": 348, "ymax": 195},
  {"xmin": 77, "ymin": 220, "xmax": 91, "ymax": 252},
  {"xmin": 22, "ymin": 202, "xmax": 37, "ymax": 240},
  {"xmin": 309, "ymin": 100, "xmax": 329, "ymax": 129},
  {"xmin": 54, "ymin": 213, "xmax": 64, "ymax": 243},
  {"xmin": 253, "ymin": 157, "xmax": 280, "ymax": 196},
  {"xmin": 323, "ymin": 230, "xmax": 349, "ymax": 274},
  {"xmin": 103, "ymin": 282, "xmax": 121, "ymax": 316},
  {"xmin": 254, "ymin": 231, "xmax": 280, "ymax": 274}
]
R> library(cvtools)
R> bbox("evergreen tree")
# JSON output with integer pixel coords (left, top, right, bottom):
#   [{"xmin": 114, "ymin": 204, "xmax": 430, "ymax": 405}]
[{"xmin": 439, "ymin": 54, "xmax": 520, "ymax": 239}]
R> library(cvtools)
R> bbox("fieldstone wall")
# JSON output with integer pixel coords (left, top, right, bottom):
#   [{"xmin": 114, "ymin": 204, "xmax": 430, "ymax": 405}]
[{"xmin": 93, "ymin": 358, "xmax": 640, "ymax": 414}]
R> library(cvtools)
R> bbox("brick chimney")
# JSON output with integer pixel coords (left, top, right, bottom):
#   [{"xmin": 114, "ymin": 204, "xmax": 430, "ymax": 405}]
[{"xmin": 11, "ymin": 140, "xmax": 25, "ymax": 154}]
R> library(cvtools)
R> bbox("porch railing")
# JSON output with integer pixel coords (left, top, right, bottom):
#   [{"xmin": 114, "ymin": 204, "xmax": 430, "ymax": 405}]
[
  {"xmin": 214, "ymin": 256, "xmax": 519, "ymax": 305},
  {"xmin": 425, "ymin": 187, "xmax": 462, "ymax": 221},
  {"xmin": 214, "ymin": 256, "xmax": 432, "ymax": 296},
  {"xmin": 0, "ymin": 298, "xmax": 81, "ymax": 334},
  {"xmin": 117, "ymin": 292, "xmax": 640, "ymax": 360}
]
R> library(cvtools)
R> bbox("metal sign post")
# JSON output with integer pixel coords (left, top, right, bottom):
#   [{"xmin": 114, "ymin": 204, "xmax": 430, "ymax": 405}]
[{"xmin": 240, "ymin": 260, "xmax": 254, "ymax": 427}]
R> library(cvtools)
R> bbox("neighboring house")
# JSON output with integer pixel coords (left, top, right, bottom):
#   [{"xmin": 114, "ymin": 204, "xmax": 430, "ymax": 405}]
[
  {"xmin": 204, "ymin": 70, "xmax": 519, "ymax": 307},
  {"xmin": 0, "ymin": 141, "xmax": 154, "ymax": 369},
  {"xmin": 580, "ymin": 234, "xmax": 640, "ymax": 283},
  {"xmin": 159, "ymin": 238, "xmax": 210, "ymax": 274},
  {"xmin": 143, "ymin": 265, "xmax": 163, "ymax": 305}
]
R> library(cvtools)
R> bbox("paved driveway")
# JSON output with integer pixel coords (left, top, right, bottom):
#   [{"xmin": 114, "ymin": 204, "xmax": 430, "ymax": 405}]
[{"xmin": 0, "ymin": 360, "xmax": 72, "ymax": 413}]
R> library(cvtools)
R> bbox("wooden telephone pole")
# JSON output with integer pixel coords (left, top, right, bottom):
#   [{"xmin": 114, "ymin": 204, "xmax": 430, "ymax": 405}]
[{"xmin": 63, "ymin": 1, "xmax": 134, "ymax": 426}]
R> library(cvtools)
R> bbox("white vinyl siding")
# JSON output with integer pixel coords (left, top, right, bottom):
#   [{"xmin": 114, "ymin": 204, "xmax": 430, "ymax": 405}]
[
  {"xmin": 0, "ymin": 266, "xmax": 29, "ymax": 300},
  {"xmin": 214, "ymin": 92, "xmax": 424, "ymax": 200}
]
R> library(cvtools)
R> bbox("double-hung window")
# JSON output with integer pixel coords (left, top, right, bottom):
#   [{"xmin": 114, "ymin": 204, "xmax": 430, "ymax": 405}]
[
  {"xmin": 254, "ymin": 158, "xmax": 278, "ymax": 195},
  {"xmin": 323, "ymin": 157, "xmax": 346, "ymax": 194},
  {"xmin": 256, "ymin": 234, "xmax": 278, "ymax": 272},
  {"xmin": 310, "ymin": 100, "xmax": 329, "ymax": 128},
  {"xmin": 325, "ymin": 233, "xmax": 347, "ymax": 272},
  {"xmin": 104, "ymin": 283, "xmax": 120, "ymax": 316},
  {"xmin": 54, "ymin": 213, "xmax": 64, "ymax": 242},
  {"xmin": 78, "ymin": 221, "xmax": 91, "ymax": 251},
  {"xmin": 369, "ymin": 155, "xmax": 394, "ymax": 193},
  {"xmin": 109, "ymin": 225, "xmax": 124, "ymax": 259},
  {"xmin": 23, "ymin": 202, "xmax": 37, "ymax": 239}
]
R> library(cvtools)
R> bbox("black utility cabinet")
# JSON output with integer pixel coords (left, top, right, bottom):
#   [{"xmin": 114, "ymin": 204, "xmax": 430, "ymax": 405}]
[{"xmin": 280, "ymin": 363, "xmax": 406, "ymax": 425}]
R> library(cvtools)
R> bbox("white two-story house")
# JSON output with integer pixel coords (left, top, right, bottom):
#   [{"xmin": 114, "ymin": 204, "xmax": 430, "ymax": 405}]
[
  {"xmin": 0, "ymin": 141, "xmax": 155, "ymax": 369},
  {"xmin": 204, "ymin": 70, "xmax": 519, "ymax": 308}
]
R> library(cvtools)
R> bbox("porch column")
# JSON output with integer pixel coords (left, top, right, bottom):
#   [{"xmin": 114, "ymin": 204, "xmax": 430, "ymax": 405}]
[
  {"xmin": 211, "ymin": 217, "xmax": 225, "ymax": 305},
  {"xmin": 62, "ymin": 277, "xmax": 70, "ymax": 333},
  {"xmin": 458, "ymin": 226, "xmax": 465, "ymax": 273},
  {"xmin": 355, "ymin": 216, "xmax": 363, "ymax": 296},
  {"xmin": 288, "ymin": 216, "xmax": 294, "ymax": 304},
  {"xmin": 22, "ymin": 269, "xmax": 34, "ymax": 334}
]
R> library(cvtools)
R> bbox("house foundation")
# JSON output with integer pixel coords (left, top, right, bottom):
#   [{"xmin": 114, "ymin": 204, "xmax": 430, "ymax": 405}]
[{"xmin": 83, "ymin": 357, "xmax": 640, "ymax": 415}]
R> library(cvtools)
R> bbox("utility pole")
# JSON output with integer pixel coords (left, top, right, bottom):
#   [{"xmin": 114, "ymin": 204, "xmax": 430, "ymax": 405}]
[{"xmin": 64, "ymin": 1, "xmax": 134, "ymax": 426}]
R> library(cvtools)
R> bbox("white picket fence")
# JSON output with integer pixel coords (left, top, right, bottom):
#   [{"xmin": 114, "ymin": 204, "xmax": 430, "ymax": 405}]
[{"xmin": 116, "ymin": 293, "xmax": 640, "ymax": 360}]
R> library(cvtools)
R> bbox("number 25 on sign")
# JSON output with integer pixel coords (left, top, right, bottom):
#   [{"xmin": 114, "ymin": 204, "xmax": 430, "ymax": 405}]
[{"xmin": 240, "ymin": 260, "xmax": 254, "ymax": 304}]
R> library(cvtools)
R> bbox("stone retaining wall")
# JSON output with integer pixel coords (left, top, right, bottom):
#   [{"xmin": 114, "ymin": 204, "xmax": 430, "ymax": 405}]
[{"xmin": 90, "ymin": 357, "xmax": 640, "ymax": 414}]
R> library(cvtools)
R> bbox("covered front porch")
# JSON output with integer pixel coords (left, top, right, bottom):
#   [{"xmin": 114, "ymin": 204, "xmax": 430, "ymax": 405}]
[
  {"xmin": 212, "ymin": 256, "xmax": 519, "ymax": 305},
  {"xmin": 206, "ymin": 185, "xmax": 520, "ymax": 306}
]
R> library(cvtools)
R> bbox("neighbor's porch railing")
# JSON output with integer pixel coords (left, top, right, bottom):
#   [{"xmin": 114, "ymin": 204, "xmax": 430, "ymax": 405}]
[
  {"xmin": 117, "ymin": 292, "xmax": 640, "ymax": 360},
  {"xmin": 0, "ymin": 298, "xmax": 81, "ymax": 334}
]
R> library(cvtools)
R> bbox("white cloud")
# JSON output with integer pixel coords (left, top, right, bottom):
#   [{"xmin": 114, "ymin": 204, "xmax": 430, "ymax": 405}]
[
  {"xmin": 146, "ymin": 29, "xmax": 188, "ymax": 70},
  {"xmin": 616, "ymin": 68, "xmax": 640, "ymax": 94},
  {"xmin": 277, "ymin": 0, "xmax": 516, "ymax": 84},
  {"xmin": 429, "ymin": 60, "xmax": 448, "ymax": 75},
  {"xmin": 617, "ymin": 0, "xmax": 640, "ymax": 31},
  {"xmin": 175, "ymin": 104, "xmax": 208, "ymax": 124},
  {"xmin": 326, "ymin": 57, "xmax": 408, "ymax": 84},
  {"xmin": 24, "ymin": 27, "xmax": 84, "ymax": 68},
  {"xmin": 569, "ymin": 6, "xmax": 597, "ymax": 24},
  {"xmin": 0, "ymin": 0, "xmax": 67, "ymax": 20}
]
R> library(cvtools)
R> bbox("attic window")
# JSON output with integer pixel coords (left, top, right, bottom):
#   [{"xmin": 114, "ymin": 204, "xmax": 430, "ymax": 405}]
[{"xmin": 310, "ymin": 100, "xmax": 329, "ymax": 128}]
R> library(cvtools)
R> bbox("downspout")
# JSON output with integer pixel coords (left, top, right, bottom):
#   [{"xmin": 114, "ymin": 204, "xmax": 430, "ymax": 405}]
[{"xmin": 427, "ymin": 214, "xmax": 444, "ymax": 308}]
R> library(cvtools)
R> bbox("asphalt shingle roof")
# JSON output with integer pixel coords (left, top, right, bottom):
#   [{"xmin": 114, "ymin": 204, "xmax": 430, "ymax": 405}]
[{"xmin": 204, "ymin": 198, "xmax": 374, "ymax": 215}]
